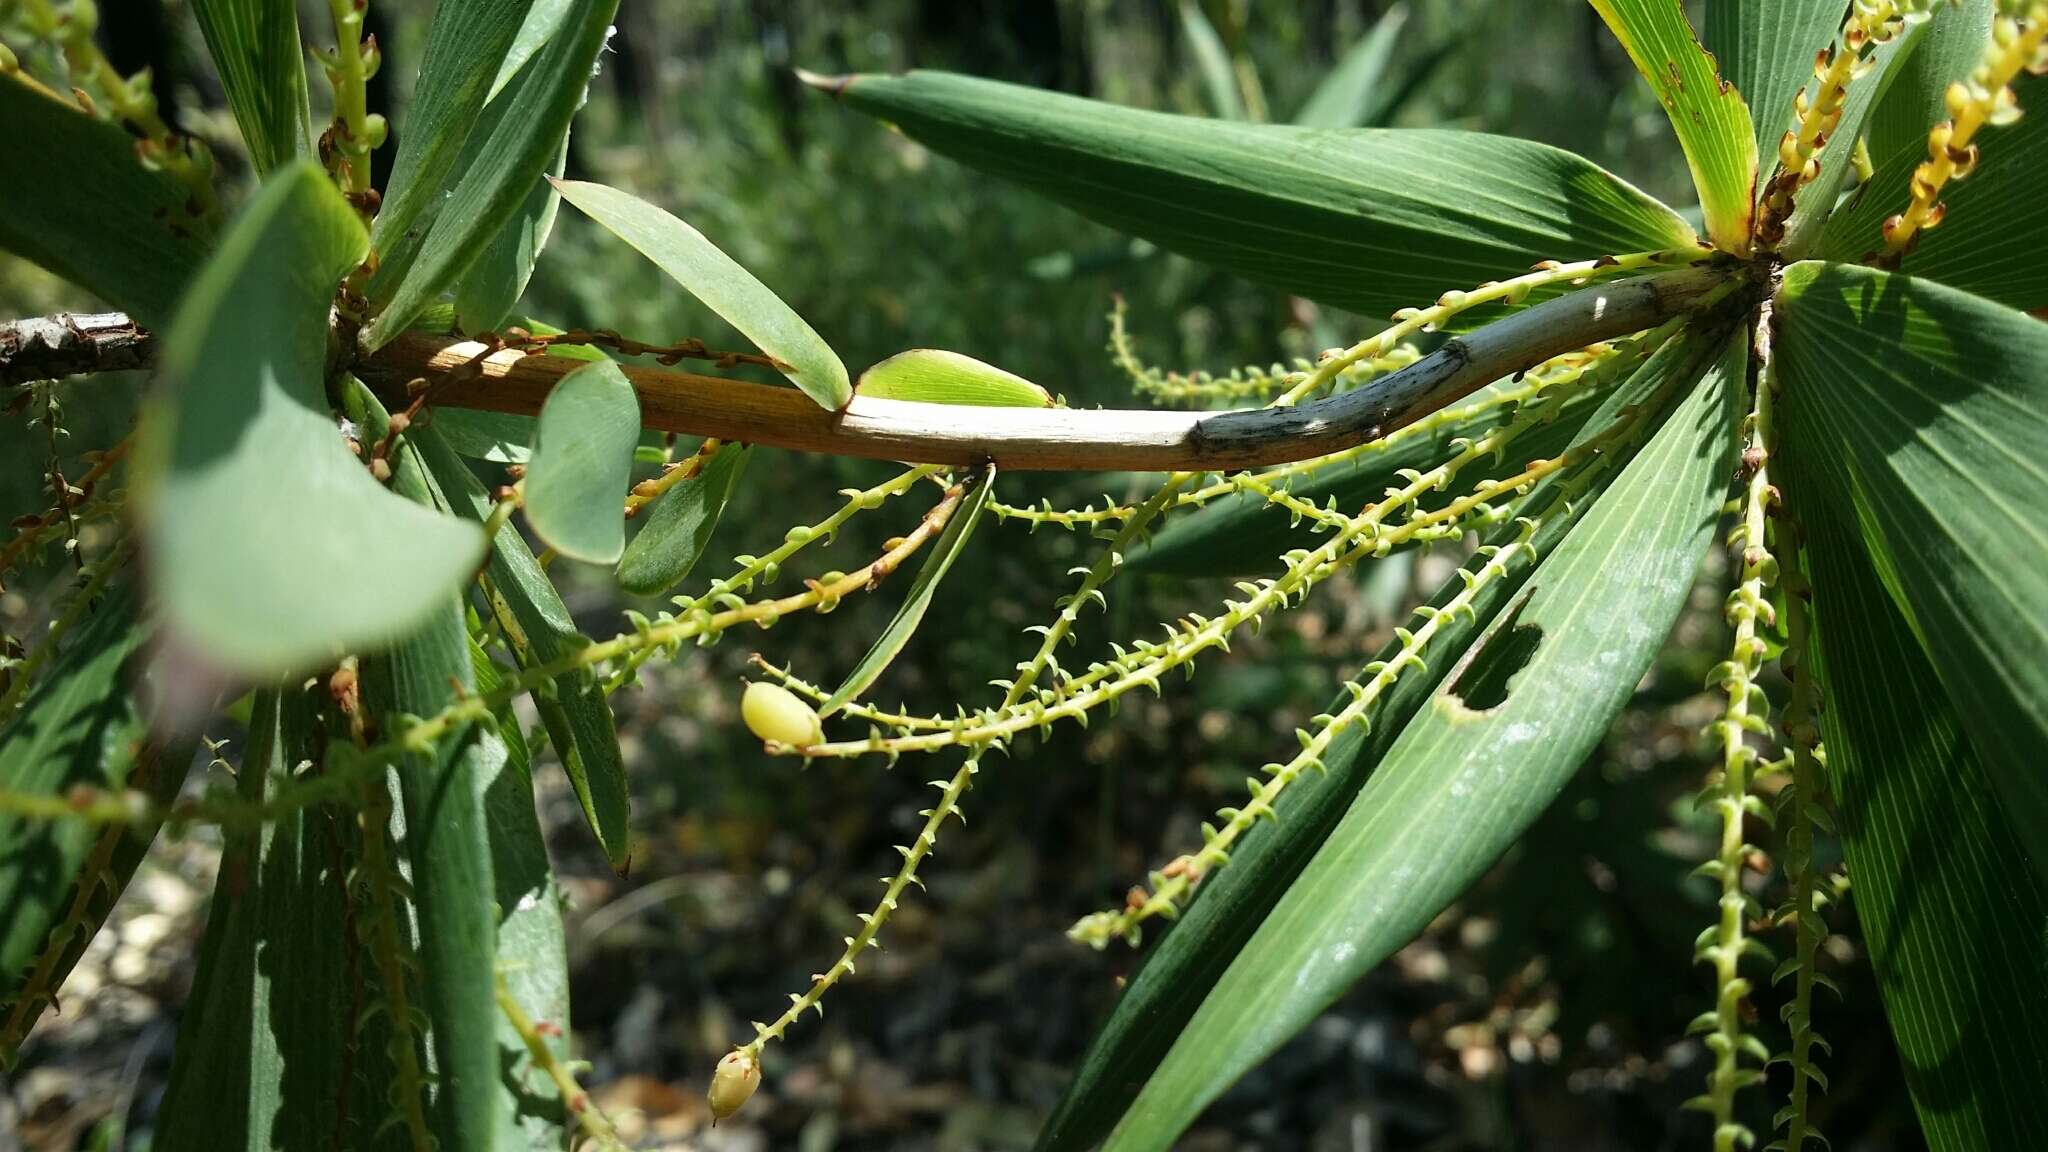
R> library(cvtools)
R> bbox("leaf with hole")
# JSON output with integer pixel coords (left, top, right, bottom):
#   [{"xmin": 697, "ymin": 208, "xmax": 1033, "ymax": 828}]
[
  {"xmin": 1103, "ymin": 325, "xmax": 1743, "ymax": 1151},
  {"xmin": 1034, "ymin": 373, "xmax": 1639, "ymax": 1151}
]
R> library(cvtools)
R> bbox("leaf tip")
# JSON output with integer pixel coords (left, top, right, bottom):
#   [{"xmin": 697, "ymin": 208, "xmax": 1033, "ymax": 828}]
[{"xmin": 794, "ymin": 67, "xmax": 854, "ymax": 98}]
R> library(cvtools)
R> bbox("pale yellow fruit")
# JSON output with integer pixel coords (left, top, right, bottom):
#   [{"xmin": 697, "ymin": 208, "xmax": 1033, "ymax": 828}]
[
  {"xmin": 708, "ymin": 1049, "xmax": 761, "ymax": 1123},
  {"xmin": 740, "ymin": 681, "xmax": 823, "ymax": 747}
]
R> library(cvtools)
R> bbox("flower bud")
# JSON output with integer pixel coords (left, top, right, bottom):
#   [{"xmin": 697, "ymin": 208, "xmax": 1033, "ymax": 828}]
[
  {"xmin": 741, "ymin": 681, "xmax": 823, "ymax": 747},
  {"xmin": 708, "ymin": 1049, "xmax": 761, "ymax": 1123}
]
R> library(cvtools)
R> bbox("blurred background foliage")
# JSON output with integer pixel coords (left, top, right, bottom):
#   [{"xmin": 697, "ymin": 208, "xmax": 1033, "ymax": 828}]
[{"xmin": 1, "ymin": 1, "xmax": 1929, "ymax": 1149}]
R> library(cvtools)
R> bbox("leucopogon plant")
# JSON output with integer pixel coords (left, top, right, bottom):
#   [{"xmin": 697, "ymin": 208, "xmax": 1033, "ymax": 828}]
[{"xmin": 0, "ymin": 0, "xmax": 2044, "ymax": 1149}]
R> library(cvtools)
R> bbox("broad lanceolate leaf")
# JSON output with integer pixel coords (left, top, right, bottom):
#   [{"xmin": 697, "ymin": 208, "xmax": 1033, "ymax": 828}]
[
  {"xmin": 1773, "ymin": 260, "xmax": 2048, "ymax": 876},
  {"xmin": 1866, "ymin": 0, "xmax": 1995, "ymax": 169},
  {"xmin": 190, "ymin": 0, "xmax": 311, "ymax": 175},
  {"xmin": 1590, "ymin": 0, "xmax": 1759, "ymax": 252},
  {"xmin": 1104, "ymin": 326, "xmax": 1744, "ymax": 1151},
  {"xmin": 824, "ymin": 70, "xmax": 1695, "ymax": 319},
  {"xmin": 363, "ymin": 0, "xmax": 617, "ymax": 347},
  {"xmin": 0, "ymin": 78, "xmax": 211, "ymax": 326},
  {"xmin": 1793, "ymin": 500, "xmax": 2048, "ymax": 1149},
  {"xmin": 616, "ymin": 442, "xmax": 753, "ymax": 596},
  {"xmin": 552, "ymin": 180, "xmax": 855, "ymax": 408},
  {"xmin": 1127, "ymin": 380, "xmax": 1604, "ymax": 576},
  {"xmin": 823, "ymin": 465, "xmax": 995, "ymax": 715},
  {"xmin": 1177, "ymin": 0, "xmax": 1245, "ymax": 120},
  {"xmin": 1293, "ymin": 3, "xmax": 1409, "ymax": 129},
  {"xmin": 1823, "ymin": 71, "xmax": 2048, "ymax": 311},
  {"xmin": 155, "ymin": 688, "xmax": 407, "ymax": 1151},
  {"xmin": 369, "ymin": 0, "xmax": 535, "ymax": 290},
  {"xmin": 1035, "ymin": 356, "xmax": 1660, "ymax": 1151},
  {"xmin": 0, "ymin": 586, "xmax": 194, "ymax": 1058},
  {"xmin": 856, "ymin": 349, "xmax": 1053, "ymax": 408},
  {"xmin": 415, "ymin": 424, "xmax": 632, "ymax": 872},
  {"xmin": 141, "ymin": 161, "xmax": 483, "ymax": 677},
  {"xmin": 1703, "ymin": 0, "xmax": 1845, "ymax": 177},
  {"xmin": 522, "ymin": 359, "xmax": 641, "ymax": 564}
]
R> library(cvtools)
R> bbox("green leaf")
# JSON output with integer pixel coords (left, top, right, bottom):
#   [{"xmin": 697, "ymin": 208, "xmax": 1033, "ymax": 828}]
[
  {"xmin": 1822, "ymin": 71, "xmax": 2048, "ymax": 311},
  {"xmin": 1177, "ymin": 0, "xmax": 1245, "ymax": 120},
  {"xmin": 1293, "ymin": 3, "xmax": 1409, "ymax": 129},
  {"xmin": 454, "ymin": 132, "xmax": 566, "ymax": 334},
  {"xmin": 1590, "ymin": 0, "xmax": 1759, "ymax": 252},
  {"xmin": 855, "ymin": 349, "xmax": 1053, "ymax": 408},
  {"xmin": 823, "ymin": 70, "xmax": 1695, "ymax": 319},
  {"xmin": 1792, "ymin": 496, "xmax": 2048, "ymax": 1149},
  {"xmin": 369, "ymin": 0, "xmax": 536, "ymax": 292},
  {"xmin": 522, "ymin": 358, "xmax": 641, "ymax": 565},
  {"xmin": 1035, "ymin": 373, "xmax": 1639, "ymax": 1151},
  {"xmin": 822, "ymin": 465, "xmax": 994, "ymax": 715},
  {"xmin": 1103, "ymin": 325, "xmax": 1743, "ymax": 1151},
  {"xmin": 1702, "ymin": 0, "xmax": 1845, "ymax": 177},
  {"xmin": 361, "ymin": 591, "xmax": 510, "ymax": 1147},
  {"xmin": 430, "ymin": 408, "xmax": 535, "ymax": 463},
  {"xmin": 414, "ymin": 424, "xmax": 633, "ymax": 872},
  {"xmin": 468, "ymin": 641, "xmax": 579, "ymax": 1150},
  {"xmin": 190, "ymin": 0, "xmax": 311, "ymax": 174},
  {"xmin": 552, "ymin": 179, "xmax": 854, "ymax": 408},
  {"xmin": 0, "ymin": 585, "xmax": 194, "ymax": 1058},
  {"xmin": 1777, "ymin": 21, "xmax": 1920, "ymax": 257},
  {"xmin": 487, "ymin": 0, "xmax": 576, "ymax": 101},
  {"xmin": 388, "ymin": 419, "xmax": 578, "ymax": 1149},
  {"xmin": 1773, "ymin": 259, "xmax": 2048, "ymax": 875},
  {"xmin": 616, "ymin": 443, "xmax": 753, "ymax": 596},
  {"xmin": 453, "ymin": 10, "xmax": 576, "ymax": 335},
  {"xmin": 0, "ymin": 79, "xmax": 211, "ymax": 326},
  {"xmin": 1127, "ymin": 380, "xmax": 1604, "ymax": 576},
  {"xmin": 1865, "ymin": 0, "xmax": 1995, "ymax": 169},
  {"xmin": 155, "ymin": 688, "xmax": 398, "ymax": 1150},
  {"xmin": 363, "ymin": 0, "xmax": 618, "ymax": 348},
  {"xmin": 140, "ymin": 161, "xmax": 483, "ymax": 677}
]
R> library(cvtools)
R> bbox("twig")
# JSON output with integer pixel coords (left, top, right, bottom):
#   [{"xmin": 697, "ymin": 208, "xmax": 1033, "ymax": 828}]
[
  {"xmin": 365, "ymin": 265, "xmax": 1736, "ymax": 472},
  {"xmin": 0, "ymin": 314, "xmax": 153, "ymax": 386}
]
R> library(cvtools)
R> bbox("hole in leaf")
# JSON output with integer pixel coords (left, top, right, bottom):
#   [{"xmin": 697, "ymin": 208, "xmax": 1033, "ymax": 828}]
[{"xmin": 1444, "ymin": 590, "xmax": 1544, "ymax": 716}]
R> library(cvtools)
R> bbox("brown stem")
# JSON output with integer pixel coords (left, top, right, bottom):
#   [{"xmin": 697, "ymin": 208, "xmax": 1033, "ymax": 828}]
[
  {"xmin": 1, "ymin": 314, "xmax": 154, "ymax": 386},
  {"xmin": 4, "ymin": 263, "xmax": 1738, "ymax": 473}
]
